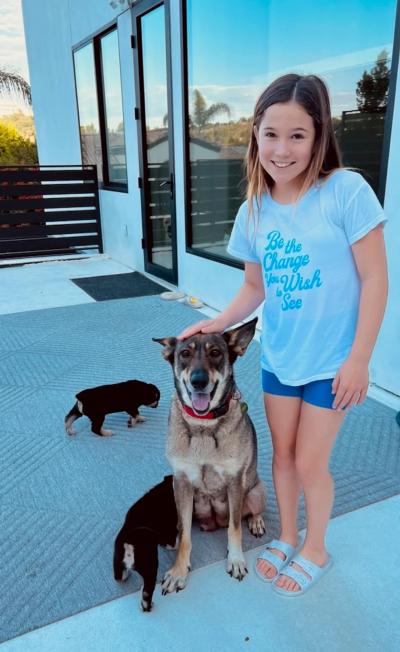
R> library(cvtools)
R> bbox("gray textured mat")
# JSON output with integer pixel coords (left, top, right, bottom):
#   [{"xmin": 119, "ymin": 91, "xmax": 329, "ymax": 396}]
[{"xmin": 0, "ymin": 296, "xmax": 399, "ymax": 642}]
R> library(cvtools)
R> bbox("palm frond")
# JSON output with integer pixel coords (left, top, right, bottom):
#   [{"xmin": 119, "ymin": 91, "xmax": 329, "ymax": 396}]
[
  {"xmin": 205, "ymin": 103, "xmax": 230, "ymax": 119},
  {"xmin": 0, "ymin": 68, "xmax": 32, "ymax": 105}
]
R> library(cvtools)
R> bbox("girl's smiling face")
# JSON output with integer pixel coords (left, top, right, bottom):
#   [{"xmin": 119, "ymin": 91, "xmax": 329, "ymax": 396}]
[{"xmin": 255, "ymin": 100, "xmax": 316, "ymax": 199}]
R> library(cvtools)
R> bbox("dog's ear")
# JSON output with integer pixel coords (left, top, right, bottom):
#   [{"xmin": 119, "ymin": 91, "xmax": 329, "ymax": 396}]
[
  {"xmin": 222, "ymin": 317, "xmax": 258, "ymax": 360},
  {"xmin": 152, "ymin": 337, "xmax": 177, "ymax": 364}
]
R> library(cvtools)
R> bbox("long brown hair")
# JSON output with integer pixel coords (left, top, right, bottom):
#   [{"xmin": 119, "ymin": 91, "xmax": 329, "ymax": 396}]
[{"xmin": 246, "ymin": 74, "xmax": 342, "ymax": 213}]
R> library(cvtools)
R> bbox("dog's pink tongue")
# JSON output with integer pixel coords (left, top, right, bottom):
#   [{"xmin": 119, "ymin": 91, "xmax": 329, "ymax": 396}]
[{"xmin": 191, "ymin": 392, "xmax": 210, "ymax": 413}]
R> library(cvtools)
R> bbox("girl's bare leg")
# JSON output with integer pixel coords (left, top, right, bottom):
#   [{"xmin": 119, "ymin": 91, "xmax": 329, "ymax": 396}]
[
  {"xmin": 256, "ymin": 394, "xmax": 302, "ymax": 580},
  {"xmin": 275, "ymin": 401, "xmax": 346, "ymax": 591}
]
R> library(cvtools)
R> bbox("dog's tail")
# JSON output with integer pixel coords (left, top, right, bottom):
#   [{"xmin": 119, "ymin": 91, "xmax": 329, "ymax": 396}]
[{"xmin": 64, "ymin": 401, "xmax": 82, "ymax": 435}]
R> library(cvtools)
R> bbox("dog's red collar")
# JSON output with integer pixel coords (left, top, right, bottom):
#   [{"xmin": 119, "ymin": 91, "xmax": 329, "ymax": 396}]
[{"xmin": 181, "ymin": 393, "xmax": 234, "ymax": 420}]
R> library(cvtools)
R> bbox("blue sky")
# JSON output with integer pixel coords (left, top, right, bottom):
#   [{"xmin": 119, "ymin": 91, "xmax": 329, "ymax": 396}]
[
  {"xmin": 187, "ymin": 0, "xmax": 396, "ymax": 85},
  {"xmin": 186, "ymin": 0, "xmax": 396, "ymax": 122},
  {"xmin": 0, "ymin": 0, "xmax": 31, "ymax": 115}
]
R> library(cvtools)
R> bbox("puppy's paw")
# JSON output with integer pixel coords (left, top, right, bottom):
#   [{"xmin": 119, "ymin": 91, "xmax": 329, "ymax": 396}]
[
  {"xmin": 121, "ymin": 569, "xmax": 130, "ymax": 582},
  {"xmin": 65, "ymin": 428, "xmax": 77, "ymax": 436},
  {"xmin": 141, "ymin": 600, "xmax": 152, "ymax": 612},
  {"xmin": 99, "ymin": 428, "xmax": 113, "ymax": 437},
  {"xmin": 141, "ymin": 590, "xmax": 153, "ymax": 612},
  {"xmin": 226, "ymin": 555, "xmax": 248, "ymax": 581},
  {"xmin": 247, "ymin": 514, "xmax": 266, "ymax": 537},
  {"xmin": 161, "ymin": 565, "xmax": 189, "ymax": 595},
  {"xmin": 127, "ymin": 415, "xmax": 146, "ymax": 427}
]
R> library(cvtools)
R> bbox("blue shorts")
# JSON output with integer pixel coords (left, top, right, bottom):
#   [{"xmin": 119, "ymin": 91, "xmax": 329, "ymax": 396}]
[{"xmin": 262, "ymin": 370, "xmax": 335, "ymax": 410}]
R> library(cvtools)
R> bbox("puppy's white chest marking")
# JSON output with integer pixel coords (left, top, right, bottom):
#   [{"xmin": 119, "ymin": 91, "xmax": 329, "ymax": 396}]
[
  {"xmin": 123, "ymin": 543, "xmax": 135, "ymax": 571},
  {"xmin": 165, "ymin": 534, "xmax": 179, "ymax": 550}
]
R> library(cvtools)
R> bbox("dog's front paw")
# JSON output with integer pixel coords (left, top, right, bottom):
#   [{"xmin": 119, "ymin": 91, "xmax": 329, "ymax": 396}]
[
  {"xmin": 226, "ymin": 555, "xmax": 248, "ymax": 581},
  {"xmin": 136, "ymin": 415, "xmax": 146, "ymax": 422},
  {"xmin": 161, "ymin": 564, "xmax": 190, "ymax": 595},
  {"xmin": 247, "ymin": 514, "xmax": 266, "ymax": 537}
]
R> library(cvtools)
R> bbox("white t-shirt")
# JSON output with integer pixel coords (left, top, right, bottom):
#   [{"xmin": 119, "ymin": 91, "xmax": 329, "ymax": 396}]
[{"xmin": 227, "ymin": 169, "xmax": 386, "ymax": 385}]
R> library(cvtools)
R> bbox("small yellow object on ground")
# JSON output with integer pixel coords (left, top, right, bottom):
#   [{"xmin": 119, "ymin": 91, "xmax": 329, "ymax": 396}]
[{"xmin": 185, "ymin": 296, "xmax": 204, "ymax": 308}]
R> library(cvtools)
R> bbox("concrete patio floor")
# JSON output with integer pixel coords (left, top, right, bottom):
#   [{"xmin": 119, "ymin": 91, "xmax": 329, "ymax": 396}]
[
  {"xmin": 1, "ymin": 254, "xmax": 399, "ymax": 652},
  {"xmin": 2, "ymin": 497, "xmax": 399, "ymax": 652}
]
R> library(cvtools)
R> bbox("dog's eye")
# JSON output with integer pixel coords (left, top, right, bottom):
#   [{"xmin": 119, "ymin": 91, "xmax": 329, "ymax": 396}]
[
  {"xmin": 180, "ymin": 349, "xmax": 191, "ymax": 359},
  {"xmin": 209, "ymin": 349, "xmax": 222, "ymax": 358}
]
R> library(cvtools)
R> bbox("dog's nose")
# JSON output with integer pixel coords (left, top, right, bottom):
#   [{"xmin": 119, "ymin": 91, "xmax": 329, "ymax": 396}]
[{"xmin": 190, "ymin": 370, "xmax": 209, "ymax": 391}]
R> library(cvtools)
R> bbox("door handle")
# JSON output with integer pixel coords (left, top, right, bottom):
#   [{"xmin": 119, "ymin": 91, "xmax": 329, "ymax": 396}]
[{"xmin": 159, "ymin": 173, "xmax": 174, "ymax": 199}]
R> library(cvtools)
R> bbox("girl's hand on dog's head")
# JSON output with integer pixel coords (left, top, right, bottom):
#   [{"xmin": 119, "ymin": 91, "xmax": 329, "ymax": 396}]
[
  {"xmin": 177, "ymin": 319, "xmax": 225, "ymax": 340},
  {"xmin": 177, "ymin": 320, "xmax": 211, "ymax": 340}
]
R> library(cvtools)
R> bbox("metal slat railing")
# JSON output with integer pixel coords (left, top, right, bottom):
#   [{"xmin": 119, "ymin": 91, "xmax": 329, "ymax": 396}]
[{"xmin": 0, "ymin": 165, "xmax": 103, "ymax": 259}]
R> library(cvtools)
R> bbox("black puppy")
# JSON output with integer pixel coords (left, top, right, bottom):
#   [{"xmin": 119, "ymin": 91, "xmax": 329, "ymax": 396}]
[
  {"xmin": 113, "ymin": 475, "xmax": 178, "ymax": 612},
  {"xmin": 64, "ymin": 380, "xmax": 160, "ymax": 437}
]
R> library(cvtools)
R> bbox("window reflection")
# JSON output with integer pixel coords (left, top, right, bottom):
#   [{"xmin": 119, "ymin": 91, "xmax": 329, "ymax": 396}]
[
  {"xmin": 334, "ymin": 49, "xmax": 390, "ymax": 189},
  {"xmin": 141, "ymin": 5, "xmax": 173, "ymax": 270},
  {"xmin": 74, "ymin": 44, "xmax": 102, "ymax": 182},
  {"xmin": 100, "ymin": 30, "xmax": 128, "ymax": 185},
  {"xmin": 186, "ymin": 0, "xmax": 396, "ymax": 261}
]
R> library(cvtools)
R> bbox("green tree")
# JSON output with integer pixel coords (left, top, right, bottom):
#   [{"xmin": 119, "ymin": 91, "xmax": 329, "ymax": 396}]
[
  {"xmin": 191, "ymin": 89, "xmax": 230, "ymax": 128},
  {"xmin": 0, "ymin": 121, "xmax": 38, "ymax": 164},
  {"xmin": 0, "ymin": 68, "xmax": 31, "ymax": 105},
  {"xmin": 356, "ymin": 50, "xmax": 390, "ymax": 112},
  {"xmin": 0, "ymin": 111, "xmax": 35, "ymax": 141},
  {"xmin": 80, "ymin": 123, "xmax": 98, "ymax": 134}
]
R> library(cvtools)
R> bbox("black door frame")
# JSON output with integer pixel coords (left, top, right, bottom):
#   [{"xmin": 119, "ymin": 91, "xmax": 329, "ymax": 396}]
[{"xmin": 131, "ymin": 0, "xmax": 178, "ymax": 284}]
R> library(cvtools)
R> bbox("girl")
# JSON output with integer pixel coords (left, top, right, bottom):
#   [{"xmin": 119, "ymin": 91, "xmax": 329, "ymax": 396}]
[{"xmin": 179, "ymin": 74, "xmax": 388, "ymax": 595}]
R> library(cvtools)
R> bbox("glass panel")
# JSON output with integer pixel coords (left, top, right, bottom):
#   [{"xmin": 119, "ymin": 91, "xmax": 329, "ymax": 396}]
[
  {"xmin": 74, "ymin": 44, "xmax": 102, "ymax": 182},
  {"xmin": 186, "ymin": 0, "xmax": 397, "ymax": 261},
  {"xmin": 100, "ymin": 30, "xmax": 128, "ymax": 185},
  {"xmin": 141, "ymin": 5, "xmax": 172, "ymax": 270}
]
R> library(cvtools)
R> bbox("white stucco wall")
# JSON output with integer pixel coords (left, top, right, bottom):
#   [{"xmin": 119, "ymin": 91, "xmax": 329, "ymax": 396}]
[
  {"xmin": 370, "ymin": 58, "xmax": 400, "ymax": 397},
  {"xmin": 22, "ymin": 0, "xmax": 81, "ymax": 164},
  {"xmin": 67, "ymin": 0, "xmax": 125, "ymax": 45}
]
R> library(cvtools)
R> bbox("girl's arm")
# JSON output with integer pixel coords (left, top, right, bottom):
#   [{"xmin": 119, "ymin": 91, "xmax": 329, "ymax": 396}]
[
  {"xmin": 178, "ymin": 262, "xmax": 265, "ymax": 339},
  {"xmin": 332, "ymin": 224, "xmax": 388, "ymax": 410}
]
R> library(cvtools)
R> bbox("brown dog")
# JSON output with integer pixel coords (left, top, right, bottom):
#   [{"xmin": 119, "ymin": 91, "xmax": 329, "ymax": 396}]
[{"xmin": 154, "ymin": 318, "xmax": 266, "ymax": 594}]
